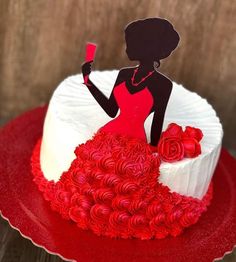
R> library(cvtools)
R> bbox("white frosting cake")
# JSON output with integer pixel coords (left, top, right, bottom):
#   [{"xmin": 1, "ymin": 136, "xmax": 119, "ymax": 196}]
[{"xmin": 40, "ymin": 70, "xmax": 223, "ymax": 199}]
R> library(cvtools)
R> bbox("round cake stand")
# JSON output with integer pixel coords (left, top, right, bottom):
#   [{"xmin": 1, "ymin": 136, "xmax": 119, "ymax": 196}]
[{"xmin": 0, "ymin": 106, "xmax": 235, "ymax": 262}]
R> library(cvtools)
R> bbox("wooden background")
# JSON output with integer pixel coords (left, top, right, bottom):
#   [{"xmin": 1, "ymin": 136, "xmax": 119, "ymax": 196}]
[
  {"xmin": 0, "ymin": 0, "xmax": 236, "ymax": 148},
  {"xmin": 0, "ymin": 0, "xmax": 236, "ymax": 261}
]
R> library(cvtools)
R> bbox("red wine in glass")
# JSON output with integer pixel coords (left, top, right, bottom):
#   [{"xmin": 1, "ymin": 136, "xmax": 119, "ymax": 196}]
[{"xmin": 84, "ymin": 42, "xmax": 97, "ymax": 84}]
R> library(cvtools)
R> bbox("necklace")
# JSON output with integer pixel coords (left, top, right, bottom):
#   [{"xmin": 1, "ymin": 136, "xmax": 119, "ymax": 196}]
[{"xmin": 131, "ymin": 67, "xmax": 155, "ymax": 87}]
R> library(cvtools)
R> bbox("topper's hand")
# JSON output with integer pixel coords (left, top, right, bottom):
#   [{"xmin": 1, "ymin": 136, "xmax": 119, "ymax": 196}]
[{"xmin": 81, "ymin": 60, "xmax": 93, "ymax": 80}]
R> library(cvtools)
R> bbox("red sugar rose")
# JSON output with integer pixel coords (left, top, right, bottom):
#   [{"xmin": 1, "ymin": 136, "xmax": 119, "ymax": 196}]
[
  {"xmin": 157, "ymin": 136, "xmax": 184, "ymax": 162},
  {"xmin": 182, "ymin": 138, "xmax": 201, "ymax": 158},
  {"xmin": 183, "ymin": 126, "xmax": 203, "ymax": 142},
  {"xmin": 156, "ymin": 123, "xmax": 203, "ymax": 163},
  {"xmin": 161, "ymin": 123, "xmax": 183, "ymax": 139}
]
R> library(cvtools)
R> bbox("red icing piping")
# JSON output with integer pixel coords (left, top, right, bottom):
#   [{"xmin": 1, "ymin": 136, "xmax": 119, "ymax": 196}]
[{"xmin": 31, "ymin": 131, "xmax": 212, "ymax": 240}]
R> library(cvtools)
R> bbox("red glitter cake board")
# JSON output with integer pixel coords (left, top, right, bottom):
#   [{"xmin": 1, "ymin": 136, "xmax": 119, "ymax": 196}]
[{"xmin": 0, "ymin": 106, "xmax": 235, "ymax": 262}]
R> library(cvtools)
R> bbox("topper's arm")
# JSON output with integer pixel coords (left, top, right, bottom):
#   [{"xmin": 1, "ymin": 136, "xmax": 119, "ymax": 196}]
[
  {"xmin": 84, "ymin": 71, "xmax": 124, "ymax": 118},
  {"xmin": 150, "ymin": 108, "xmax": 166, "ymax": 146},
  {"xmin": 150, "ymin": 82, "xmax": 172, "ymax": 146}
]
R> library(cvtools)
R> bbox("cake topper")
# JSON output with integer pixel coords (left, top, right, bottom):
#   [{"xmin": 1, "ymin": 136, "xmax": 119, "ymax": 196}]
[{"xmin": 82, "ymin": 17, "xmax": 180, "ymax": 146}]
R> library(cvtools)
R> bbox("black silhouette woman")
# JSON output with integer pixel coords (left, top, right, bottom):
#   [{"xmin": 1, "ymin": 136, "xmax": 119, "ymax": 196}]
[{"xmin": 82, "ymin": 18, "xmax": 180, "ymax": 146}]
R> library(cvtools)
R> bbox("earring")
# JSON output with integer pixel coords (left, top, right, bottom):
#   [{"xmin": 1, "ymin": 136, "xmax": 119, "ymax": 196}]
[{"xmin": 153, "ymin": 61, "xmax": 160, "ymax": 71}]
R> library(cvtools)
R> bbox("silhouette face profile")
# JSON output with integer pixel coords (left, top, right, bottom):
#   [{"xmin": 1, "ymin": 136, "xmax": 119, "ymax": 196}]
[{"xmin": 125, "ymin": 45, "xmax": 136, "ymax": 61}]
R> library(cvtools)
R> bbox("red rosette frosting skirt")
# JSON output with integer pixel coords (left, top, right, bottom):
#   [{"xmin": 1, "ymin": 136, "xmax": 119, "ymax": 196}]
[{"xmin": 31, "ymin": 130, "xmax": 212, "ymax": 240}]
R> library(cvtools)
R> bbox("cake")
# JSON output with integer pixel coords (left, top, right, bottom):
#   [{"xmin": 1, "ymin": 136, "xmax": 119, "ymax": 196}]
[
  {"xmin": 31, "ymin": 69, "xmax": 223, "ymax": 239},
  {"xmin": 31, "ymin": 18, "xmax": 223, "ymax": 240}
]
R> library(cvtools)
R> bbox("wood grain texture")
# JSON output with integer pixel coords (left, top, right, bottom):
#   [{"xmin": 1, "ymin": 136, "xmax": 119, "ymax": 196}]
[
  {"xmin": 0, "ymin": 0, "xmax": 235, "ymax": 149},
  {"xmin": 0, "ymin": 217, "xmax": 63, "ymax": 262}
]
